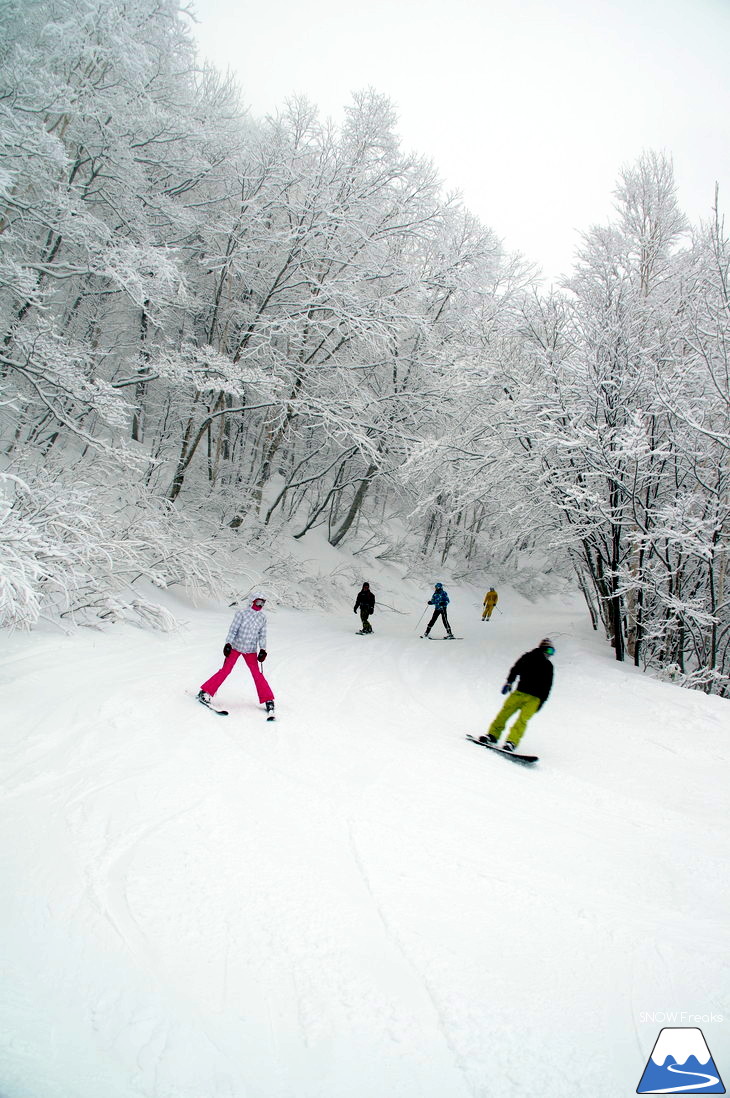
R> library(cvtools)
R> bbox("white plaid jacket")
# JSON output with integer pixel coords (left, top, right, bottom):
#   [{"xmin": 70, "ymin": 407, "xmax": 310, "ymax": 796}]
[{"xmin": 225, "ymin": 608, "xmax": 267, "ymax": 653}]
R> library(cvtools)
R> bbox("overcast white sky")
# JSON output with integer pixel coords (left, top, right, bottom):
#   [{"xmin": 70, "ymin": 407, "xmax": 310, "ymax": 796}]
[{"xmin": 190, "ymin": 0, "xmax": 730, "ymax": 282}]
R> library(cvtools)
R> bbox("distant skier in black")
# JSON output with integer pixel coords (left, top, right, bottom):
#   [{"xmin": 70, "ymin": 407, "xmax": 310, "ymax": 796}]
[
  {"xmin": 354, "ymin": 582, "xmax": 375, "ymax": 634},
  {"xmin": 480, "ymin": 638, "xmax": 555, "ymax": 751},
  {"xmin": 422, "ymin": 582, "xmax": 454, "ymax": 639}
]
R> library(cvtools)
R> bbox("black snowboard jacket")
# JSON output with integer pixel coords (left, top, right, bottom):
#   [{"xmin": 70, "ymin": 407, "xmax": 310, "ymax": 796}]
[
  {"xmin": 506, "ymin": 648, "xmax": 554, "ymax": 708},
  {"xmin": 354, "ymin": 588, "xmax": 375, "ymax": 614}
]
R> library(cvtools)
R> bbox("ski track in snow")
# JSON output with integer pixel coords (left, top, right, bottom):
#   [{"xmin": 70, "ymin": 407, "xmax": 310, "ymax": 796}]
[{"xmin": 1, "ymin": 586, "xmax": 729, "ymax": 1097}]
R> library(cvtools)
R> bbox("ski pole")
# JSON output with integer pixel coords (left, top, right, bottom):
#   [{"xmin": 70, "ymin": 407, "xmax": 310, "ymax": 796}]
[{"xmin": 415, "ymin": 607, "xmax": 428, "ymax": 632}]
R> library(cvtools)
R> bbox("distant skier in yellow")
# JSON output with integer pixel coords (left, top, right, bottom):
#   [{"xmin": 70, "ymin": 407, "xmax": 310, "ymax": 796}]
[{"xmin": 482, "ymin": 587, "xmax": 498, "ymax": 621}]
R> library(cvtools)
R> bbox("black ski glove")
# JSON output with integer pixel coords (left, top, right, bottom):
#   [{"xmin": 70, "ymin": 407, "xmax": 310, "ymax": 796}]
[
  {"xmin": 501, "ymin": 682, "xmax": 511, "ymax": 695},
  {"xmin": 223, "ymin": 643, "xmax": 232, "ymax": 657},
  {"xmin": 258, "ymin": 649, "xmax": 267, "ymax": 662},
  {"xmin": 354, "ymin": 607, "xmax": 357, "ymax": 613}
]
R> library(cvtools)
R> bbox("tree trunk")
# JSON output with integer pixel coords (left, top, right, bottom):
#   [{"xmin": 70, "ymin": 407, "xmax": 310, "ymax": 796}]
[{"xmin": 329, "ymin": 464, "xmax": 377, "ymax": 547}]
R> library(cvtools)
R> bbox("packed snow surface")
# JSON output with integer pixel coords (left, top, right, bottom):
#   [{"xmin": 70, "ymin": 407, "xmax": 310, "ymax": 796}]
[{"xmin": 1, "ymin": 580, "xmax": 728, "ymax": 1097}]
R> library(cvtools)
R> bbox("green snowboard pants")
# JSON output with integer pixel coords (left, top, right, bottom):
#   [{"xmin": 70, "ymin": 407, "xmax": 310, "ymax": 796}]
[{"xmin": 488, "ymin": 690, "xmax": 541, "ymax": 748}]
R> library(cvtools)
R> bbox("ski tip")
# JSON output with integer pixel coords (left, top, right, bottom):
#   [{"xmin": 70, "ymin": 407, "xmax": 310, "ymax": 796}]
[{"xmin": 195, "ymin": 695, "xmax": 228, "ymax": 715}]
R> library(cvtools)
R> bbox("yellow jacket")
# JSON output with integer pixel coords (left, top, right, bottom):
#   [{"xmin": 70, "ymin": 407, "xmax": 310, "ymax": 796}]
[{"xmin": 483, "ymin": 590, "xmax": 498, "ymax": 609}]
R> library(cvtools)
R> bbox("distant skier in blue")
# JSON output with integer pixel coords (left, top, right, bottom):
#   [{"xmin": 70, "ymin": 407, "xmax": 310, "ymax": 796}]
[{"xmin": 422, "ymin": 582, "xmax": 454, "ymax": 639}]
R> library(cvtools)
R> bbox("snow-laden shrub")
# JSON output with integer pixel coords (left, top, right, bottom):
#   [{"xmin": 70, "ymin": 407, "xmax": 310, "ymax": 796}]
[
  {"xmin": 0, "ymin": 466, "xmax": 237, "ymax": 630},
  {"xmin": 224, "ymin": 518, "xmax": 342, "ymax": 612}
]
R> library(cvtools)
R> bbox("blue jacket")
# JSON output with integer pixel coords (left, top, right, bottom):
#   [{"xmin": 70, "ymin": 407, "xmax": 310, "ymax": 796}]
[{"xmin": 429, "ymin": 588, "xmax": 449, "ymax": 609}]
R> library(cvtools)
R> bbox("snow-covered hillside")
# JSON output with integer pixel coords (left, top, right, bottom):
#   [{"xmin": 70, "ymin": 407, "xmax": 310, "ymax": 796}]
[{"xmin": 1, "ymin": 571, "xmax": 728, "ymax": 1098}]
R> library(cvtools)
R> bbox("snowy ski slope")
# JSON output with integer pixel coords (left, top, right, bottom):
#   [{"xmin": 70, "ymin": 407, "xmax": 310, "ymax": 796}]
[{"xmin": 1, "ymin": 580, "xmax": 728, "ymax": 1097}]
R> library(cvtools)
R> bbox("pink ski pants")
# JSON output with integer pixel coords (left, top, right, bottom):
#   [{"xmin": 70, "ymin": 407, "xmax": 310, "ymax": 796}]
[{"xmin": 201, "ymin": 650, "xmax": 274, "ymax": 703}]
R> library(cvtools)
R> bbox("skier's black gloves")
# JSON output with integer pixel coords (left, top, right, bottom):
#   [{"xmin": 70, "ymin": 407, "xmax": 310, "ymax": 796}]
[
  {"xmin": 501, "ymin": 682, "xmax": 511, "ymax": 695},
  {"xmin": 258, "ymin": 649, "xmax": 267, "ymax": 662},
  {"xmin": 223, "ymin": 643, "xmax": 232, "ymax": 657}
]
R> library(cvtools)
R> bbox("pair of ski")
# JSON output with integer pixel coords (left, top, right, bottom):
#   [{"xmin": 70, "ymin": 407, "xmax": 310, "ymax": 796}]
[
  {"xmin": 196, "ymin": 694, "xmax": 275, "ymax": 721},
  {"xmin": 466, "ymin": 734, "xmax": 538, "ymax": 764},
  {"xmin": 421, "ymin": 635, "xmax": 463, "ymax": 640}
]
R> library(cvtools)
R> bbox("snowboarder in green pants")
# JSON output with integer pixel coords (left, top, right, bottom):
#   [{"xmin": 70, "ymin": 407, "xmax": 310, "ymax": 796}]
[{"xmin": 481, "ymin": 638, "xmax": 554, "ymax": 752}]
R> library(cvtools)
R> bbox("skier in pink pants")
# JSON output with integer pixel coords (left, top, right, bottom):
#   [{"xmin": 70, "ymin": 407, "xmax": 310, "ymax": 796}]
[{"xmin": 198, "ymin": 593, "xmax": 275, "ymax": 718}]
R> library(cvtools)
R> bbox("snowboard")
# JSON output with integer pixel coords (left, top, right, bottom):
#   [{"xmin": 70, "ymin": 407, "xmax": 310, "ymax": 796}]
[{"xmin": 465, "ymin": 734, "xmax": 538, "ymax": 764}]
